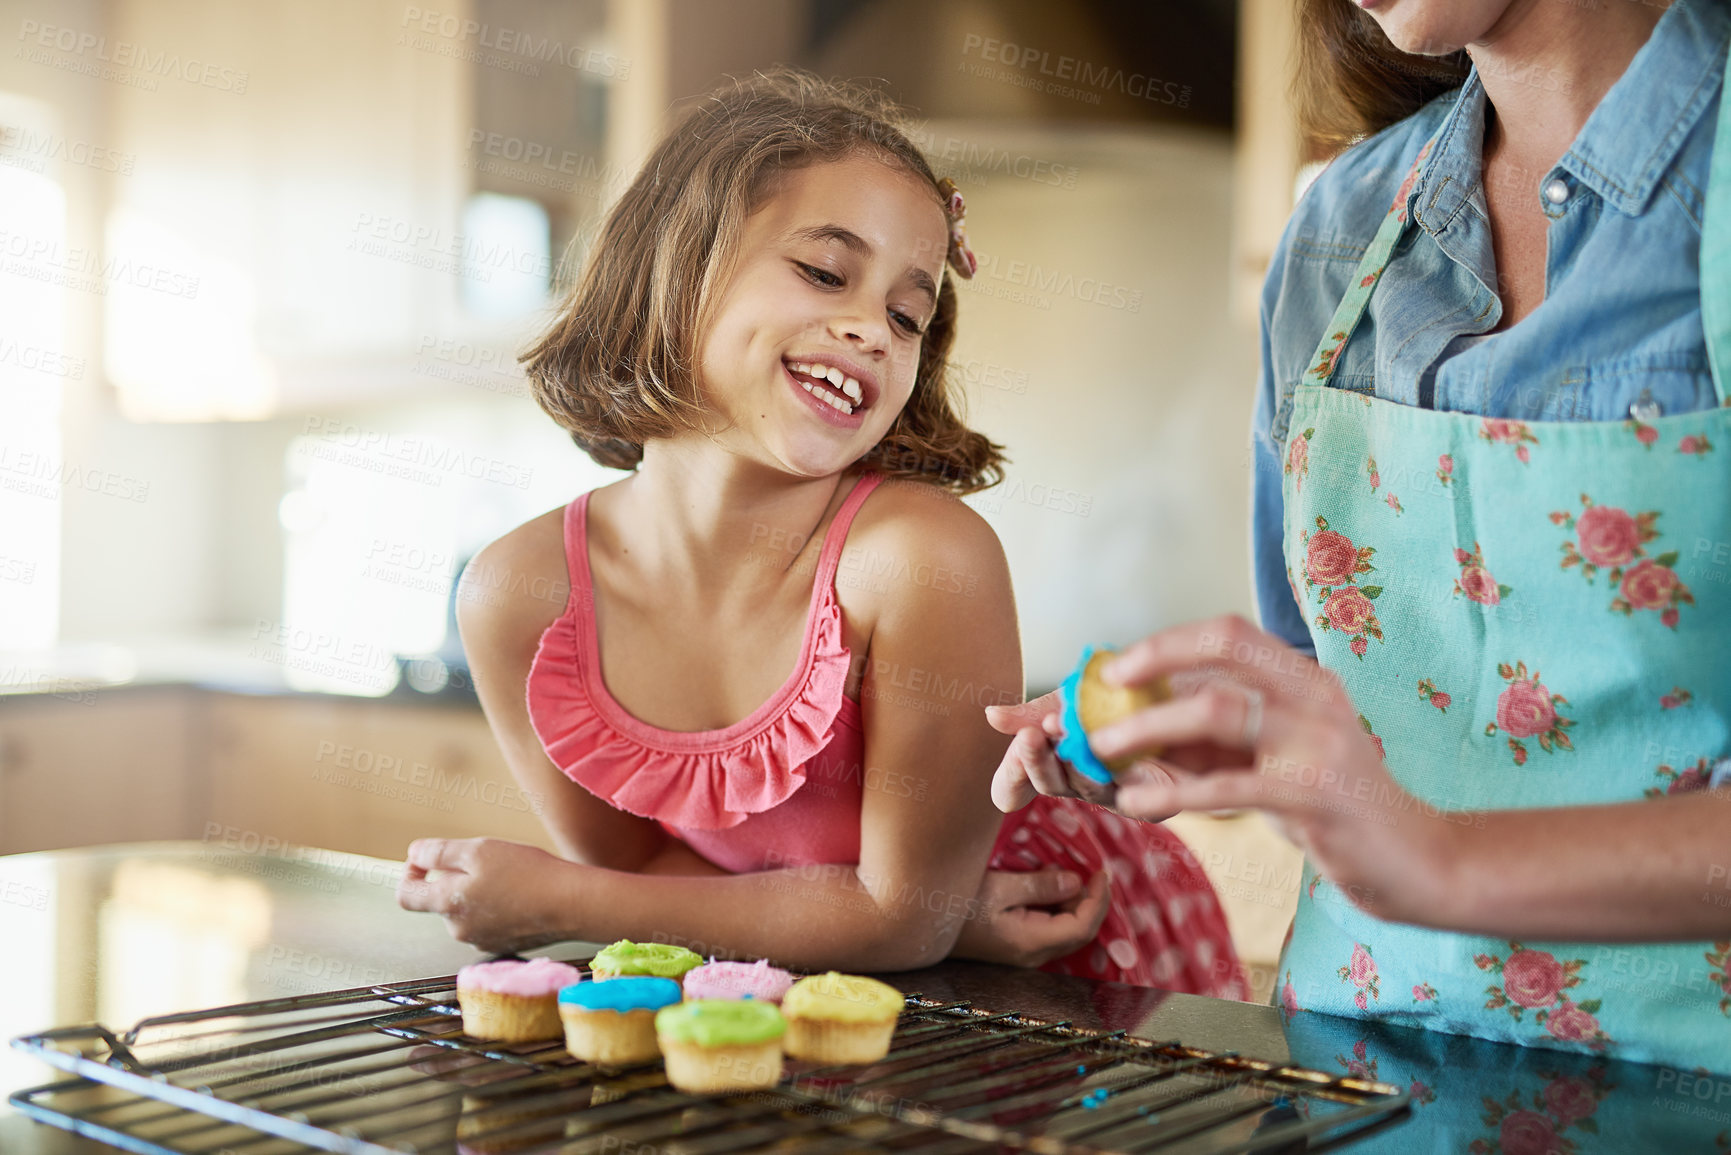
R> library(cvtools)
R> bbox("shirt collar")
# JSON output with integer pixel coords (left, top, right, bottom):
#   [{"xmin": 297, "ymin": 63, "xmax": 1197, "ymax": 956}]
[{"xmin": 1408, "ymin": 0, "xmax": 1729, "ymax": 226}]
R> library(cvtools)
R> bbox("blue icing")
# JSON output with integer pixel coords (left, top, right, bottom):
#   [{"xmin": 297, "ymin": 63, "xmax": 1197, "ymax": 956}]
[
  {"xmin": 1055, "ymin": 645, "xmax": 1113, "ymax": 784},
  {"xmin": 558, "ymin": 977, "xmax": 681, "ymax": 1012}
]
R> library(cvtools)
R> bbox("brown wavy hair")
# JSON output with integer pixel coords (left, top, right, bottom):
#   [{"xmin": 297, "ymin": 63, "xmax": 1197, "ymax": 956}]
[
  {"xmin": 1295, "ymin": 0, "xmax": 1471, "ymax": 156},
  {"xmin": 522, "ymin": 68, "xmax": 1005, "ymax": 494}
]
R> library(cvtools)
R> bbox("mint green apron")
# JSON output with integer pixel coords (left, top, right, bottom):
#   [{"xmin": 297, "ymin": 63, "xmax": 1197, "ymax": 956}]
[{"xmin": 1273, "ymin": 70, "xmax": 1731, "ymax": 1072}]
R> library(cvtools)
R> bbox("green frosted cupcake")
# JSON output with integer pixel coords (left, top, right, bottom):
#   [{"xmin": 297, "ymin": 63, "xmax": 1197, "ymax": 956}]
[
  {"xmin": 654, "ymin": 999, "xmax": 786, "ymax": 1093},
  {"xmin": 589, "ymin": 940, "xmax": 704, "ymax": 983}
]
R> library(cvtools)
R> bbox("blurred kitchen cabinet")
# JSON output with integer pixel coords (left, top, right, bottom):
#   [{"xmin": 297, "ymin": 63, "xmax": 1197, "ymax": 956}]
[
  {"xmin": 0, "ymin": 688, "xmax": 198, "ymax": 855},
  {"xmin": 202, "ymin": 692, "xmax": 554, "ymax": 860}
]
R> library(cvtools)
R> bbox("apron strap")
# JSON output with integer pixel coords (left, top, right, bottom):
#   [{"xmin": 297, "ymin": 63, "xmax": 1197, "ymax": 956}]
[
  {"xmin": 1300, "ymin": 138, "xmax": 1434, "ymax": 389},
  {"xmin": 1702, "ymin": 40, "xmax": 1731, "ymax": 405}
]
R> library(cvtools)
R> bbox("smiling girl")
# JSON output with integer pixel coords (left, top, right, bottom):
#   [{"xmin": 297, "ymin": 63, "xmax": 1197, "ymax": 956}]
[{"xmin": 397, "ymin": 71, "xmax": 1245, "ymax": 997}]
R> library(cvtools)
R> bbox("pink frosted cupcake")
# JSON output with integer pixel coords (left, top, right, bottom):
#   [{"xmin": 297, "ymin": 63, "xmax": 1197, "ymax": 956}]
[
  {"xmin": 680, "ymin": 959, "xmax": 795, "ymax": 1004},
  {"xmin": 456, "ymin": 958, "xmax": 584, "ymax": 1042}
]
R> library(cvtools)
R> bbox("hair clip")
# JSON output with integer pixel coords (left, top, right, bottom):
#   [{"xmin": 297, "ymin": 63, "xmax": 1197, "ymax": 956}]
[{"xmin": 936, "ymin": 178, "xmax": 977, "ymax": 280}]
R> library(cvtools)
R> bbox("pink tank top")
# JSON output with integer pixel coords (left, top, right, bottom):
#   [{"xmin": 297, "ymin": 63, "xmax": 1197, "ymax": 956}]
[{"xmin": 524, "ymin": 474, "xmax": 882, "ymax": 873}]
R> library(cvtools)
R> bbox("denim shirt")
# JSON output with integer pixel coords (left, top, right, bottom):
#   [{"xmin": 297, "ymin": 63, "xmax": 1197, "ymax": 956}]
[{"xmin": 1251, "ymin": 0, "xmax": 1730, "ymax": 656}]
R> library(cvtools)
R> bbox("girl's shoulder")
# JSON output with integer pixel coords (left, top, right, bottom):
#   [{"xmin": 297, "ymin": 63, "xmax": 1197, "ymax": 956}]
[
  {"xmin": 840, "ymin": 476, "xmax": 1012, "ymax": 613},
  {"xmin": 456, "ymin": 504, "xmax": 574, "ymax": 657}
]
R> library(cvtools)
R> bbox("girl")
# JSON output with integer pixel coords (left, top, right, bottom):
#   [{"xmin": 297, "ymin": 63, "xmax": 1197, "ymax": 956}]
[
  {"xmin": 990, "ymin": 0, "xmax": 1731, "ymax": 1074},
  {"xmin": 398, "ymin": 70, "xmax": 1246, "ymax": 999}
]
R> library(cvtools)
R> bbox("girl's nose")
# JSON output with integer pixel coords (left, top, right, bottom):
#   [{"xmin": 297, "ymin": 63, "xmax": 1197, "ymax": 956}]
[{"xmin": 830, "ymin": 301, "xmax": 889, "ymax": 352}]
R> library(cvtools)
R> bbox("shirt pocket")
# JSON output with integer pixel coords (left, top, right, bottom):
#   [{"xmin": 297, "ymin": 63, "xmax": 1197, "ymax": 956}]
[{"xmin": 1575, "ymin": 351, "xmax": 1719, "ymax": 422}]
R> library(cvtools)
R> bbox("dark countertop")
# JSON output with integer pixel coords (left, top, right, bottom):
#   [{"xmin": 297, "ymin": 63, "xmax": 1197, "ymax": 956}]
[{"xmin": 2, "ymin": 843, "xmax": 1726, "ymax": 1153}]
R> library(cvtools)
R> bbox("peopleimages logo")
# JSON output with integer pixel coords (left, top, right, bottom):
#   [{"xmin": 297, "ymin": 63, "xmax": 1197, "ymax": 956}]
[{"xmin": 960, "ymin": 34, "xmax": 1192, "ymax": 108}]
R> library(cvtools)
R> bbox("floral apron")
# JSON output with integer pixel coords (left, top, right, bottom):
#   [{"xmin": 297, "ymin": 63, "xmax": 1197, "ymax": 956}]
[{"xmin": 1273, "ymin": 68, "xmax": 1731, "ymax": 1074}]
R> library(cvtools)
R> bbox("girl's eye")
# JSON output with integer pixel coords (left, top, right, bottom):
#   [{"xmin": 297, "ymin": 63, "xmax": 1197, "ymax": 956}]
[
  {"xmin": 890, "ymin": 311, "xmax": 925, "ymax": 337},
  {"xmin": 795, "ymin": 261, "xmax": 841, "ymax": 287}
]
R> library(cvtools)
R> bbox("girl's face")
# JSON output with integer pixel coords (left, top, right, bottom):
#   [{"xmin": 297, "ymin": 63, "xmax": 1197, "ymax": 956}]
[
  {"xmin": 1353, "ymin": 0, "xmax": 1516, "ymax": 55},
  {"xmin": 695, "ymin": 152, "xmax": 950, "ymax": 479}
]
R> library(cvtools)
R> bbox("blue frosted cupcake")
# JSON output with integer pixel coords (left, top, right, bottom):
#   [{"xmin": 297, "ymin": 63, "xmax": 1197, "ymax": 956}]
[{"xmin": 558, "ymin": 976, "xmax": 683, "ymax": 1064}]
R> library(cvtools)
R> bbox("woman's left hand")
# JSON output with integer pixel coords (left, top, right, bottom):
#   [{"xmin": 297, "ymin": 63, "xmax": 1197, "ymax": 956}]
[{"xmin": 397, "ymin": 837, "xmax": 574, "ymax": 954}]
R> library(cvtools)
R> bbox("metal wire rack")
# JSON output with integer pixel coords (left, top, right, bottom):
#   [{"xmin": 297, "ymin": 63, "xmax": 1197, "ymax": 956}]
[{"xmin": 11, "ymin": 958, "xmax": 1410, "ymax": 1154}]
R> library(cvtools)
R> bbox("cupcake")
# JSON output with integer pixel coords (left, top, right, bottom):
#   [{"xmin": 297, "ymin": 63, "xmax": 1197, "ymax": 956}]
[
  {"xmin": 1056, "ymin": 645, "xmax": 1171, "ymax": 783},
  {"xmin": 780, "ymin": 972, "xmax": 903, "ymax": 1063},
  {"xmin": 455, "ymin": 958, "xmax": 584, "ymax": 1042},
  {"xmin": 654, "ymin": 999, "xmax": 786, "ymax": 1093},
  {"xmin": 681, "ymin": 959, "xmax": 795, "ymax": 1004},
  {"xmin": 589, "ymin": 940, "xmax": 704, "ymax": 984},
  {"xmin": 558, "ymin": 975, "xmax": 682, "ymax": 1065}
]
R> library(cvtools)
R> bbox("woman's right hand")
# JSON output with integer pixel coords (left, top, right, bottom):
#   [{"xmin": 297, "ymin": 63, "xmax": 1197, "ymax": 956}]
[
  {"xmin": 950, "ymin": 865, "xmax": 1111, "ymax": 968},
  {"xmin": 985, "ymin": 692, "xmax": 1181, "ymax": 822}
]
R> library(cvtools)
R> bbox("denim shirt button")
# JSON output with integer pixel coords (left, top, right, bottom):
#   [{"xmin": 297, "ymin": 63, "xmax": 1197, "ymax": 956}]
[
  {"xmin": 1543, "ymin": 178, "xmax": 1570, "ymax": 206},
  {"xmin": 1629, "ymin": 395, "xmax": 1663, "ymax": 422}
]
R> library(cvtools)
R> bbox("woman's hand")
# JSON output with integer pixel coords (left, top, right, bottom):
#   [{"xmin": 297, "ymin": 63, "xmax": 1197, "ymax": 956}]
[
  {"xmin": 951, "ymin": 866, "xmax": 1112, "ymax": 968},
  {"xmin": 986, "ymin": 616, "xmax": 1452, "ymax": 920},
  {"xmin": 397, "ymin": 837, "xmax": 576, "ymax": 954}
]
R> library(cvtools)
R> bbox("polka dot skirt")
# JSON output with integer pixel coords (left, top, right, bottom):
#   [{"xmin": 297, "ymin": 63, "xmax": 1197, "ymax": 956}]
[{"xmin": 990, "ymin": 795, "xmax": 1250, "ymax": 1000}]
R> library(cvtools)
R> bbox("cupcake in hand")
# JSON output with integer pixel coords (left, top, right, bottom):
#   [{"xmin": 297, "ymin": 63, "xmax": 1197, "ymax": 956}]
[{"xmin": 456, "ymin": 958, "xmax": 584, "ymax": 1042}]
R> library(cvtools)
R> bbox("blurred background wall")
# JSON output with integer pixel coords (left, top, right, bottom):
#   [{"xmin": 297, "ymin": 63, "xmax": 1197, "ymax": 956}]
[{"xmin": 0, "ymin": 0, "xmax": 1308, "ymax": 998}]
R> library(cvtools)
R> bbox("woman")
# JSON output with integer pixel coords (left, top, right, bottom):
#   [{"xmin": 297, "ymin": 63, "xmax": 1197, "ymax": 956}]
[{"xmin": 991, "ymin": 0, "xmax": 1731, "ymax": 1072}]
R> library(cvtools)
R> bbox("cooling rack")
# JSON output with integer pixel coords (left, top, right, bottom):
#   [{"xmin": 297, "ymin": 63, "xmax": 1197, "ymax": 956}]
[{"xmin": 10, "ymin": 957, "xmax": 1410, "ymax": 1154}]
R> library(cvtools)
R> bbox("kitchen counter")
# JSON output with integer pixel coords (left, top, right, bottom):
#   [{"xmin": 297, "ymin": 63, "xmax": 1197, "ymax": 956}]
[{"xmin": 2, "ymin": 843, "xmax": 1726, "ymax": 1153}]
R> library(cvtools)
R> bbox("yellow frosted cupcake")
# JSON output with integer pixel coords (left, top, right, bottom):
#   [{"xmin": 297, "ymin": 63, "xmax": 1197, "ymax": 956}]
[
  {"xmin": 558, "ymin": 976, "xmax": 682, "ymax": 1065},
  {"xmin": 589, "ymin": 940, "xmax": 704, "ymax": 984},
  {"xmin": 781, "ymin": 972, "xmax": 903, "ymax": 1063},
  {"xmin": 654, "ymin": 999, "xmax": 786, "ymax": 1093}
]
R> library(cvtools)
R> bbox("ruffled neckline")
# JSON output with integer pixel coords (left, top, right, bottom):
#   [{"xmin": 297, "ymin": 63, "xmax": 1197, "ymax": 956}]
[{"xmin": 525, "ymin": 481, "xmax": 874, "ymax": 832}]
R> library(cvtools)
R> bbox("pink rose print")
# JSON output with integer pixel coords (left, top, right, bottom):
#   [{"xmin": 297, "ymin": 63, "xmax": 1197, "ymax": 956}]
[
  {"xmin": 1436, "ymin": 453, "xmax": 1455, "ymax": 486},
  {"xmin": 1335, "ymin": 1037, "xmax": 1377, "ymax": 1079},
  {"xmin": 1311, "ymin": 328, "xmax": 1350, "ymax": 379},
  {"xmin": 1385, "ymin": 491, "xmax": 1403, "ymax": 514},
  {"xmin": 1452, "ymin": 541, "xmax": 1511, "ymax": 605},
  {"xmin": 1285, "ymin": 427, "xmax": 1314, "ymax": 492},
  {"xmin": 1301, "ymin": 517, "xmax": 1385, "ymax": 654},
  {"xmin": 1660, "ymin": 685, "xmax": 1693, "ymax": 710},
  {"xmin": 1708, "ymin": 943, "xmax": 1730, "ymax": 1016},
  {"xmin": 1409, "ymin": 1080, "xmax": 1436, "ymax": 1107},
  {"xmin": 1574, "ymin": 504, "xmax": 1642, "ymax": 568},
  {"xmin": 1388, "ymin": 141, "xmax": 1431, "ymax": 221},
  {"xmin": 1280, "ymin": 970, "xmax": 1301, "ymax": 1020},
  {"xmin": 1358, "ymin": 714, "xmax": 1385, "ymax": 760},
  {"xmin": 1679, "ymin": 433, "xmax": 1715, "ymax": 455},
  {"xmin": 1498, "ymin": 1111, "xmax": 1562, "ymax": 1155},
  {"xmin": 1613, "ymin": 557, "xmax": 1694, "ymax": 625},
  {"xmin": 1476, "ymin": 1067, "xmax": 1613, "ymax": 1153},
  {"xmin": 1542, "ymin": 1074, "xmax": 1601, "ymax": 1128},
  {"xmin": 1338, "ymin": 942, "xmax": 1380, "ymax": 1010},
  {"xmin": 1480, "ymin": 417, "xmax": 1538, "ymax": 463},
  {"xmin": 1629, "ymin": 418, "xmax": 1659, "ymax": 447},
  {"xmin": 1484, "ymin": 661, "xmax": 1574, "ymax": 766},
  {"xmin": 1366, "ymin": 455, "xmax": 1380, "ymax": 491},
  {"xmin": 1325, "ymin": 587, "xmax": 1375, "ymax": 633},
  {"xmin": 1477, "ymin": 942, "xmax": 1609, "ymax": 1047},
  {"xmin": 1412, "ymin": 983, "xmax": 1438, "ymax": 1002},
  {"xmin": 1643, "ymin": 758, "xmax": 1712, "ymax": 799},
  {"xmin": 1305, "ymin": 529, "xmax": 1362, "ymax": 587},
  {"xmin": 1416, "ymin": 678, "xmax": 1451, "ymax": 712}
]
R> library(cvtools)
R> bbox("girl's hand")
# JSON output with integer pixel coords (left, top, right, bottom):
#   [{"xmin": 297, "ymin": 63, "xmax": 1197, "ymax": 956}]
[
  {"xmin": 951, "ymin": 867, "xmax": 1111, "ymax": 968},
  {"xmin": 984, "ymin": 693, "xmax": 1180, "ymax": 822},
  {"xmin": 397, "ymin": 837, "xmax": 574, "ymax": 954},
  {"xmin": 990, "ymin": 617, "xmax": 1441, "ymax": 916}
]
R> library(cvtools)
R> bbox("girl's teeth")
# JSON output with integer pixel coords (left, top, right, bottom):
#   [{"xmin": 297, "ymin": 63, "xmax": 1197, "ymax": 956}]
[
  {"xmin": 841, "ymin": 378, "xmax": 862, "ymax": 403},
  {"xmin": 798, "ymin": 379, "xmax": 854, "ymax": 415}
]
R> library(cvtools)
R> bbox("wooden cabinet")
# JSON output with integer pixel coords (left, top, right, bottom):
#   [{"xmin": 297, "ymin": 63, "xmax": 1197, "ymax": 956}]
[
  {"xmin": 0, "ymin": 687, "xmax": 198, "ymax": 855},
  {"xmin": 202, "ymin": 692, "xmax": 553, "ymax": 859},
  {"xmin": 0, "ymin": 687, "xmax": 553, "ymax": 859}
]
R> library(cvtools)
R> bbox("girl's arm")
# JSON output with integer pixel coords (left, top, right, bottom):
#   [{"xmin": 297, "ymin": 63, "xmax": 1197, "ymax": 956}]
[
  {"xmin": 455, "ymin": 511, "xmax": 691, "ymax": 872},
  {"xmin": 407, "ymin": 491, "xmax": 1024, "ymax": 970},
  {"xmin": 988, "ymin": 614, "xmax": 1731, "ymax": 943}
]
